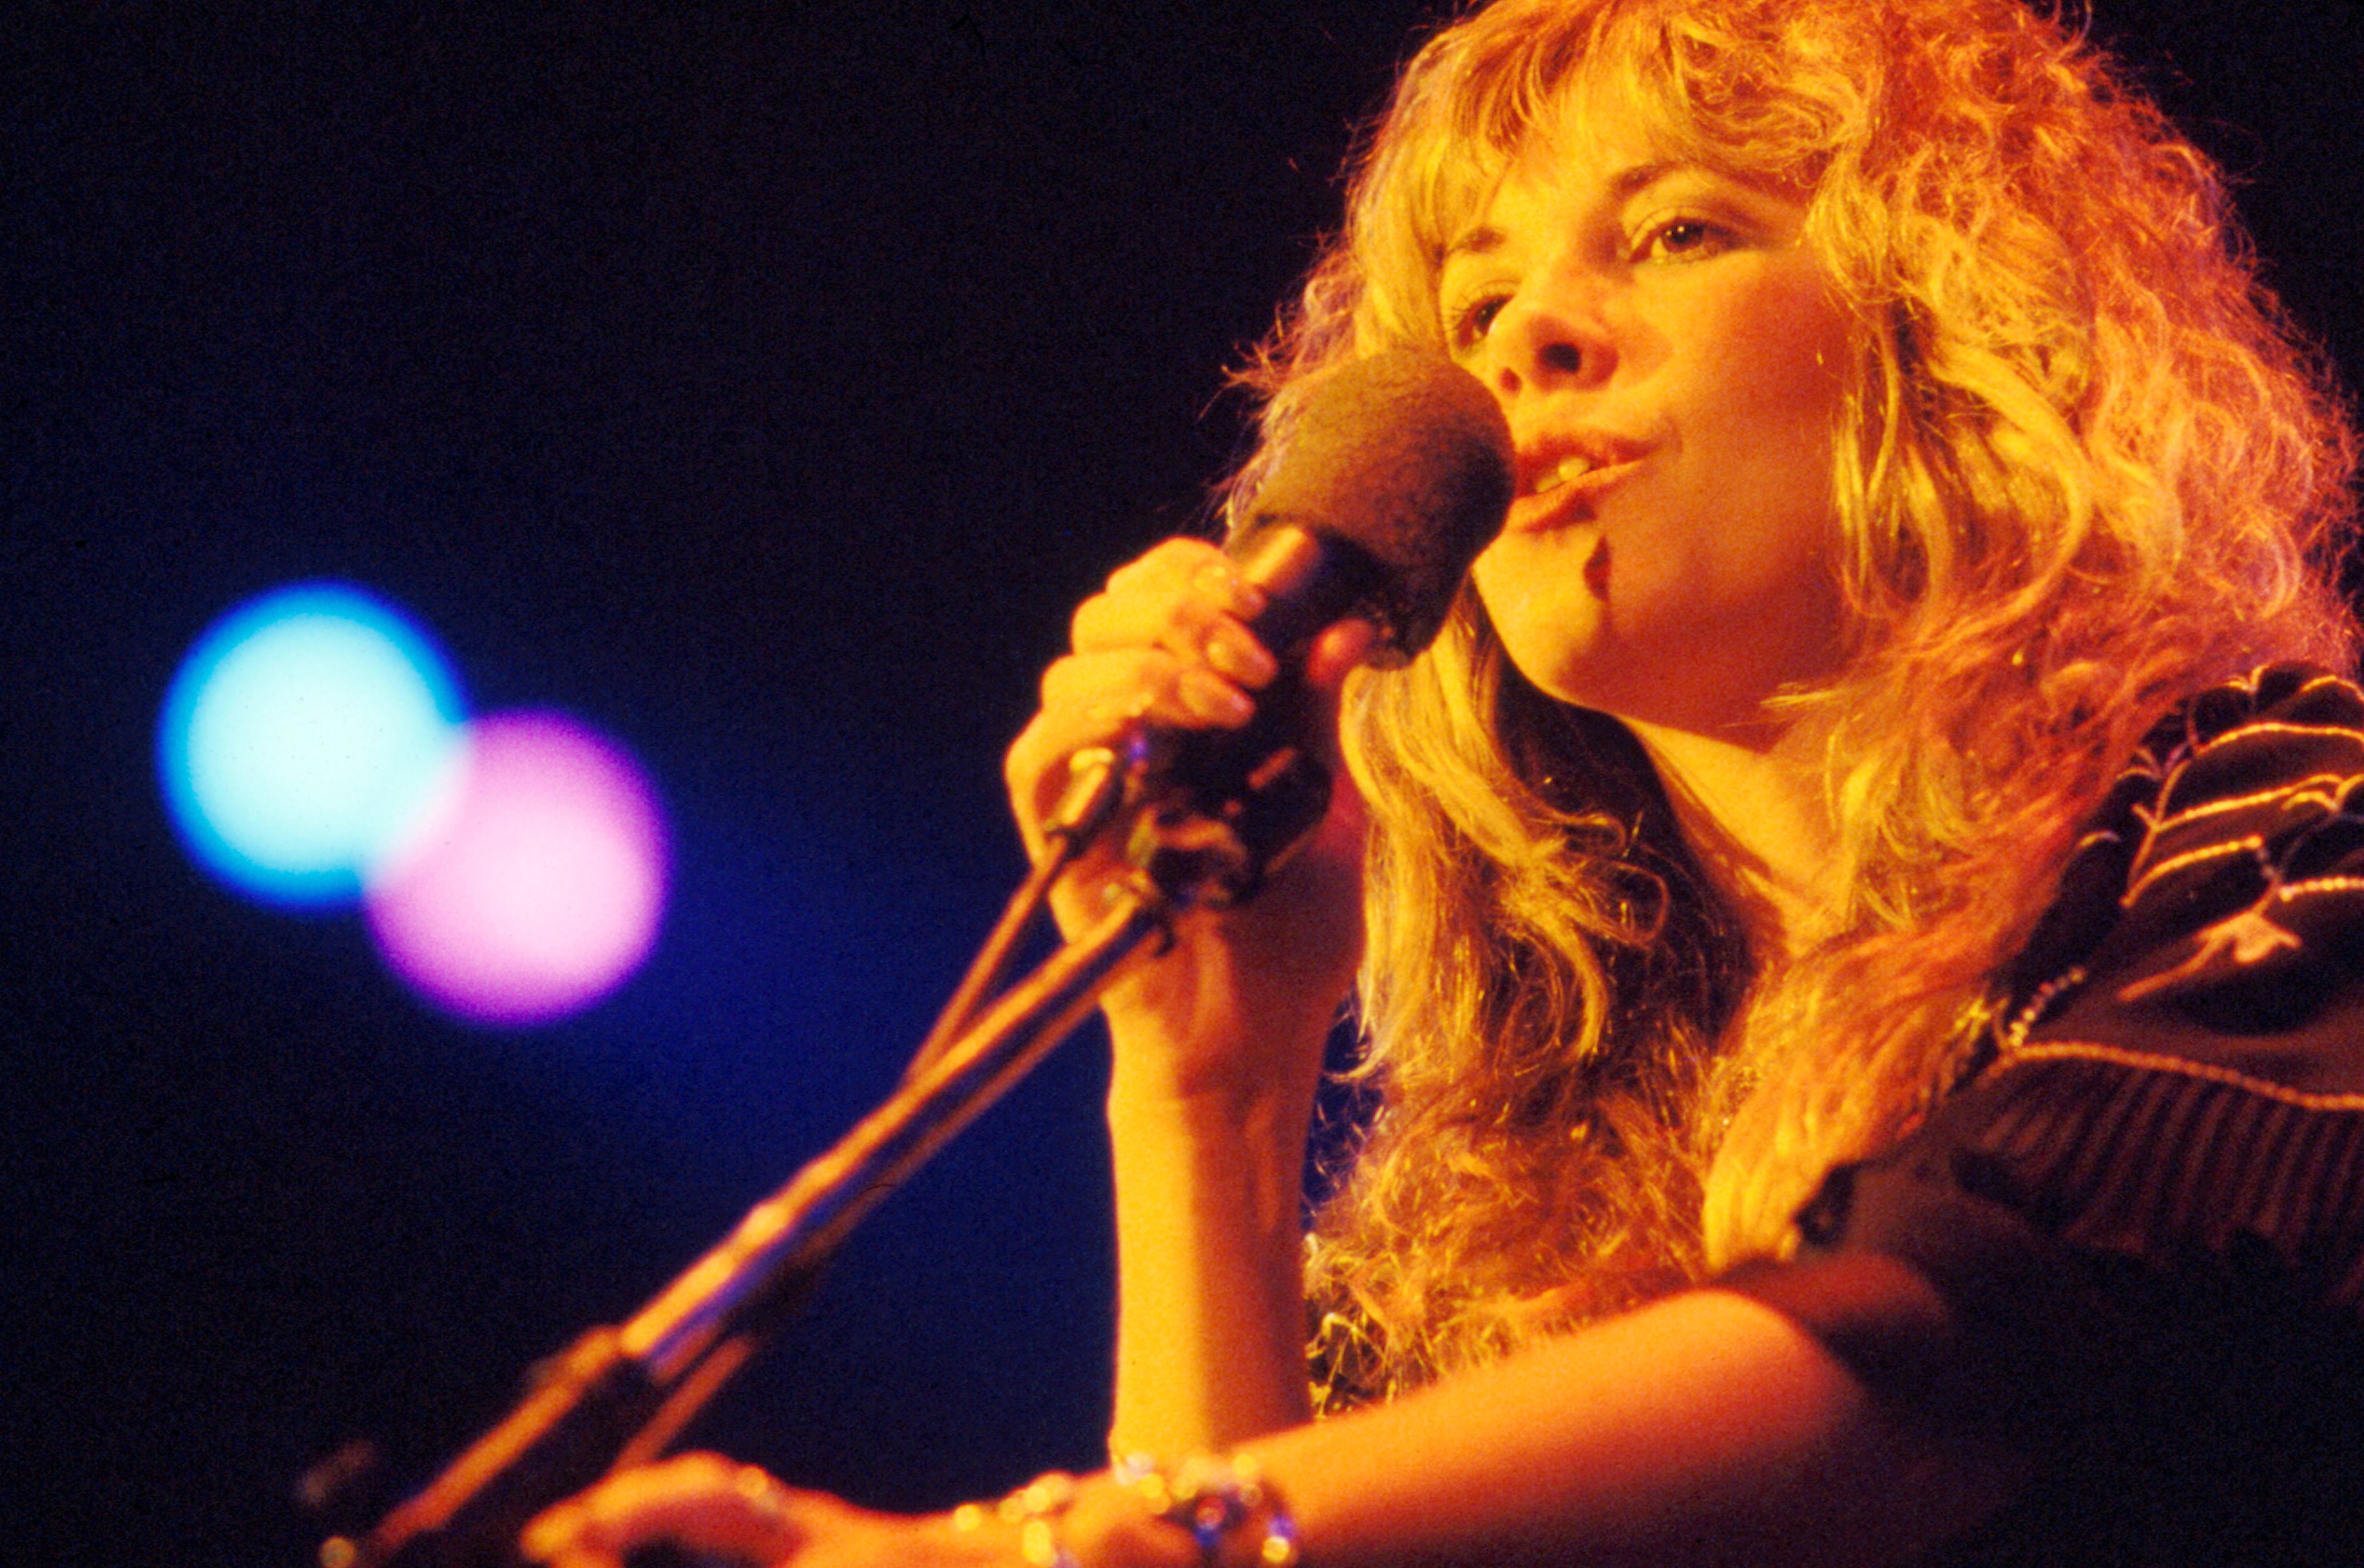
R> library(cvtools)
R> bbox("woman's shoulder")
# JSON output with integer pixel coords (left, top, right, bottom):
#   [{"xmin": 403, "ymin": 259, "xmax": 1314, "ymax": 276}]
[
  {"xmin": 1992, "ymin": 661, "xmax": 2364, "ymax": 1071},
  {"xmin": 1894, "ymin": 659, "xmax": 2364, "ymax": 1313},
  {"xmin": 1727, "ymin": 666, "xmax": 2364, "ymax": 1566}
]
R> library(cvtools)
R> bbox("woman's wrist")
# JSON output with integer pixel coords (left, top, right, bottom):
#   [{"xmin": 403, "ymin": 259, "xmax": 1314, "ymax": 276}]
[
  {"xmin": 1099, "ymin": 992, "xmax": 1329, "ymax": 1117},
  {"xmin": 1105, "ymin": 1075, "xmax": 1316, "ymax": 1246},
  {"xmin": 972, "ymin": 1459, "xmax": 1302, "ymax": 1568},
  {"xmin": 1105, "ymin": 1063, "xmax": 1315, "ymax": 1138}
]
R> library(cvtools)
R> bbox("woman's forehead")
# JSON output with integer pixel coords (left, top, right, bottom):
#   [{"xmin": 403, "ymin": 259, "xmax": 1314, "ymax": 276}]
[
  {"xmin": 1425, "ymin": 77, "xmax": 1601, "ymax": 202},
  {"xmin": 1430, "ymin": 76, "xmax": 1736, "ymax": 240},
  {"xmin": 1511, "ymin": 87, "xmax": 1678, "ymax": 192}
]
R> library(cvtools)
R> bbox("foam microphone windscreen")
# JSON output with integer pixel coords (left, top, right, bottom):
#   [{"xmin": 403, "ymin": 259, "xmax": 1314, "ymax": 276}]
[{"xmin": 1235, "ymin": 348, "xmax": 1514, "ymax": 659}]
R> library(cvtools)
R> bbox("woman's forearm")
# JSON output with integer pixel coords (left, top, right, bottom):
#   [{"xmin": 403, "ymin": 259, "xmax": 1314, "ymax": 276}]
[
  {"xmin": 1226, "ymin": 1282, "xmax": 2018, "ymax": 1568},
  {"xmin": 522, "ymin": 1267, "xmax": 2020, "ymax": 1568},
  {"xmin": 1105, "ymin": 1070, "xmax": 1320, "ymax": 1457}
]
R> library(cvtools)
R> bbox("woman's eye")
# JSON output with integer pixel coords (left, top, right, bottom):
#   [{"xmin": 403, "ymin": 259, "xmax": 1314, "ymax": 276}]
[
  {"xmin": 1450, "ymin": 294, "xmax": 1508, "ymax": 349},
  {"xmin": 1640, "ymin": 219, "xmax": 1731, "ymax": 260}
]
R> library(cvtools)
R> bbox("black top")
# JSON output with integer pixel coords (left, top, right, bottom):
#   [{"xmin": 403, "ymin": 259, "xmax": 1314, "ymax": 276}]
[{"xmin": 1731, "ymin": 664, "xmax": 2364, "ymax": 1565}]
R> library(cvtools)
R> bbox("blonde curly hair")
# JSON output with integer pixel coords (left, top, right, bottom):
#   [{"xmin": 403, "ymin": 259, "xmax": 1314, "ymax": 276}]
[{"xmin": 1240, "ymin": 0, "xmax": 2361, "ymax": 1408}]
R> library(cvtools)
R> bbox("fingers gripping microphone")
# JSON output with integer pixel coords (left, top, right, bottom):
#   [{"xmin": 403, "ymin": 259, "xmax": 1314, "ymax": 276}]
[{"xmin": 1095, "ymin": 350, "xmax": 1513, "ymax": 907}]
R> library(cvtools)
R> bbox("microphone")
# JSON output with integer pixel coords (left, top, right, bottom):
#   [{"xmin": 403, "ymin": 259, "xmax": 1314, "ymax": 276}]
[
  {"xmin": 1225, "ymin": 347, "xmax": 1516, "ymax": 665},
  {"xmin": 1067, "ymin": 349, "xmax": 1514, "ymax": 905}
]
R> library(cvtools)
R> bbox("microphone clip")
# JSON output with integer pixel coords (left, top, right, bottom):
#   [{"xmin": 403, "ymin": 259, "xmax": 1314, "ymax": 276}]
[
  {"xmin": 1122, "ymin": 734, "xmax": 1330, "ymax": 910},
  {"xmin": 1046, "ymin": 682, "xmax": 1333, "ymax": 915}
]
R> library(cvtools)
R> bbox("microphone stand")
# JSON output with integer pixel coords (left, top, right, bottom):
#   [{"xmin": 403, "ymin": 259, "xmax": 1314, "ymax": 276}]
[{"xmin": 329, "ymin": 731, "xmax": 1332, "ymax": 1568}]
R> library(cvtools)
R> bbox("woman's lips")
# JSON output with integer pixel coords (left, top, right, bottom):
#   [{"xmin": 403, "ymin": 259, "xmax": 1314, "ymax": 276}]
[{"xmin": 1506, "ymin": 451, "xmax": 1645, "ymax": 532}]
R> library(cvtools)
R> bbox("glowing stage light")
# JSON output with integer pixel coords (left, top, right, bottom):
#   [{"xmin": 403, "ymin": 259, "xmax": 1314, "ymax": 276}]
[
  {"xmin": 157, "ymin": 583, "xmax": 467, "ymax": 905},
  {"xmin": 161, "ymin": 583, "xmax": 670, "ymax": 1025},
  {"xmin": 365, "ymin": 712, "xmax": 668, "ymax": 1025}
]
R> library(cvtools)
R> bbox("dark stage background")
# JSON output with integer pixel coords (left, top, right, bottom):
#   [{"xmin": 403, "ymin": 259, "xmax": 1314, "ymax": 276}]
[{"xmin": 6, "ymin": 3, "xmax": 2361, "ymax": 1564}]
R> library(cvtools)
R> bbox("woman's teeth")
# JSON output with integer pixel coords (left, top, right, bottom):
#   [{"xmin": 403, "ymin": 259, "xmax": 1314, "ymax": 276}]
[{"xmin": 1531, "ymin": 454, "xmax": 1600, "ymax": 496}]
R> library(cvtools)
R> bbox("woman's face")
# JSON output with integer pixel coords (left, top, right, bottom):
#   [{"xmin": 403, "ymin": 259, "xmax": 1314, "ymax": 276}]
[{"xmin": 1442, "ymin": 99, "xmax": 1856, "ymax": 737}]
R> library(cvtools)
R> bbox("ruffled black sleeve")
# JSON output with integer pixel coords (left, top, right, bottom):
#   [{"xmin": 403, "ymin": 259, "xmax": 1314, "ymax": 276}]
[{"xmin": 1724, "ymin": 666, "xmax": 2364, "ymax": 1564}]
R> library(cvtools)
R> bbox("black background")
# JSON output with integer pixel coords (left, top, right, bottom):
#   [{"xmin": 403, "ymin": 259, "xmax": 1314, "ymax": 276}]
[{"xmin": 5, "ymin": 3, "xmax": 2360, "ymax": 1564}]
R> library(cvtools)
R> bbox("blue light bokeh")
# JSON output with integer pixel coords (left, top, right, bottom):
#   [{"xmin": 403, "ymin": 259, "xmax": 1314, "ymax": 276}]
[{"xmin": 157, "ymin": 582, "xmax": 467, "ymax": 906}]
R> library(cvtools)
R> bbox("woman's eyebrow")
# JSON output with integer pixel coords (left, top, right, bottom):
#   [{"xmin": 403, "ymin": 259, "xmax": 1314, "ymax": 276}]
[
  {"xmin": 1442, "ymin": 222, "xmax": 1508, "ymax": 264},
  {"xmin": 1441, "ymin": 160, "xmax": 1691, "ymax": 264}
]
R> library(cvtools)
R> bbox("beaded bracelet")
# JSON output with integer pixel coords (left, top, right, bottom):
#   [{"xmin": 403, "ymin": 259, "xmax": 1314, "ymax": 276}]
[
  {"xmin": 954, "ymin": 1469, "xmax": 1081, "ymax": 1568},
  {"xmin": 1114, "ymin": 1452, "xmax": 1302, "ymax": 1568},
  {"xmin": 957, "ymin": 1455, "xmax": 1299, "ymax": 1568}
]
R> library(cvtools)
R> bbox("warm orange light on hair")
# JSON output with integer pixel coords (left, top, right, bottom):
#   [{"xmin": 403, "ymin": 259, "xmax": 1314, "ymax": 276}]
[{"xmin": 1243, "ymin": 0, "xmax": 2360, "ymax": 1406}]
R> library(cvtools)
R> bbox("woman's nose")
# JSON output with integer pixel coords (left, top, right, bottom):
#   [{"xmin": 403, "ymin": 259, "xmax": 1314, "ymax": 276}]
[{"xmin": 1481, "ymin": 279, "xmax": 1613, "ymax": 398}]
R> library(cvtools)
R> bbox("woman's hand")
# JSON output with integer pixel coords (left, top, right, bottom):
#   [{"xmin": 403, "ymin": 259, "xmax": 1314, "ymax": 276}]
[
  {"xmin": 521, "ymin": 1453, "xmax": 973, "ymax": 1568},
  {"xmin": 1004, "ymin": 537, "xmax": 1373, "ymax": 1105},
  {"xmin": 520, "ymin": 1456, "xmax": 1203, "ymax": 1568}
]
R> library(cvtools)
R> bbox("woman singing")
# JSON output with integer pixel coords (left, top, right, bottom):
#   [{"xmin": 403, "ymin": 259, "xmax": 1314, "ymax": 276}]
[{"xmin": 527, "ymin": 0, "xmax": 2364, "ymax": 1561}]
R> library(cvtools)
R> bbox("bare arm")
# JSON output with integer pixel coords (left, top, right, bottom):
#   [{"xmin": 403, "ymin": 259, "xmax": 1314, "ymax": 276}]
[
  {"xmin": 1216, "ymin": 1278, "xmax": 2016, "ymax": 1567},
  {"xmin": 1001, "ymin": 538, "xmax": 1371, "ymax": 1455},
  {"xmin": 525, "ymin": 542, "xmax": 2022, "ymax": 1568},
  {"xmin": 528, "ymin": 1268, "xmax": 2017, "ymax": 1568},
  {"xmin": 1103, "ymin": 1069, "xmax": 1320, "ymax": 1452}
]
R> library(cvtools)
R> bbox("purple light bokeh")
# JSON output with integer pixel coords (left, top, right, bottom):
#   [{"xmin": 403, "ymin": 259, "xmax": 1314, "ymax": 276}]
[{"xmin": 365, "ymin": 711, "xmax": 668, "ymax": 1025}]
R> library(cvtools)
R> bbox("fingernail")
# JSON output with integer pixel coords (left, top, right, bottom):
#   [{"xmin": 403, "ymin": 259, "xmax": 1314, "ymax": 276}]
[
  {"xmin": 1192, "ymin": 558, "xmax": 1266, "ymax": 618},
  {"xmin": 1181, "ymin": 668, "xmax": 1255, "ymax": 724},
  {"xmin": 1204, "ymin": 623, "xmax": 1279, "ymax": 686}
]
